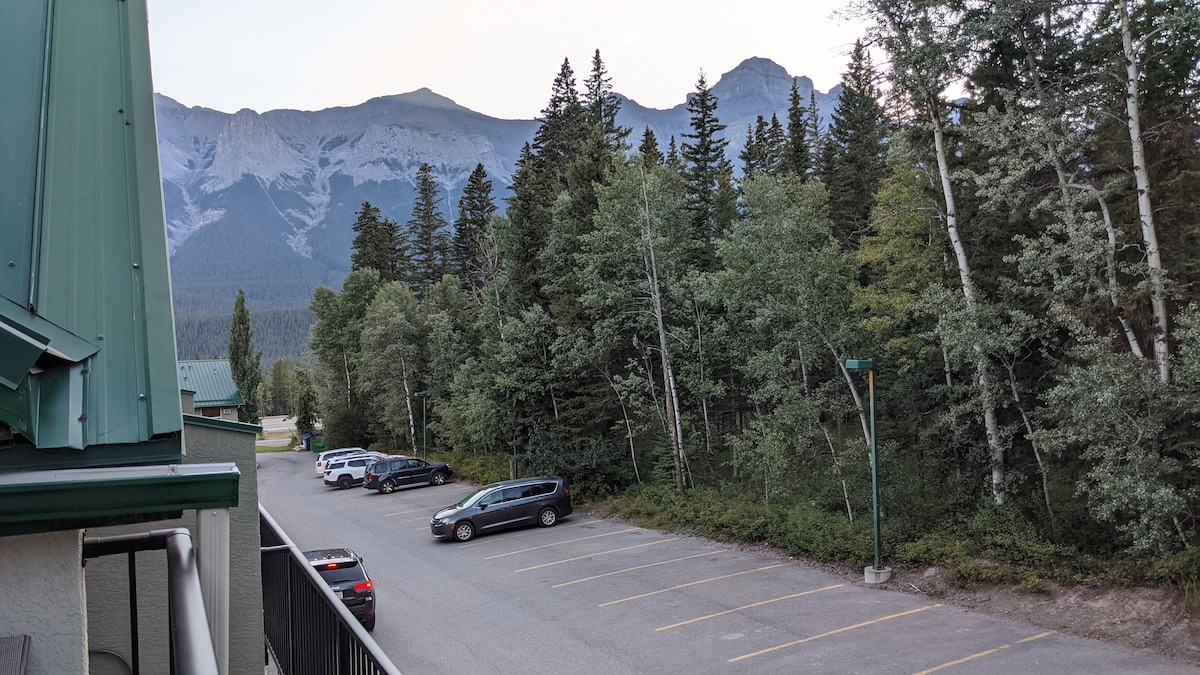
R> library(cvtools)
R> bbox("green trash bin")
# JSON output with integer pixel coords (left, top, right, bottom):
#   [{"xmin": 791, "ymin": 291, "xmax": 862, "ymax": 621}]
[{"xmin": 311, "ymin": 438, "xmax": 326, "ymax": 452}]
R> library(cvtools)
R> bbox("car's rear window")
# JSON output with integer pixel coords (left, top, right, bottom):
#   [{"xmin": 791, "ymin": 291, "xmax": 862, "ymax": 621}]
[{"xmin": 313, "ymin": 560, "xmax": 366, "ymax": 584}]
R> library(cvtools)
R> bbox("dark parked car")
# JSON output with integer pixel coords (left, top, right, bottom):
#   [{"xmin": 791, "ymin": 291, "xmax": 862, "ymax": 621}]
[
  {"xmin": 363, "ymin": 456, "xmax": 453, "ymax": 494},
  {"xmin": 431, "ymin": 476, "xmax": 572, "ymax": 542},
  {"xmin": 303, "ymin": 548, "xmax": 376, "ymax": 631}
]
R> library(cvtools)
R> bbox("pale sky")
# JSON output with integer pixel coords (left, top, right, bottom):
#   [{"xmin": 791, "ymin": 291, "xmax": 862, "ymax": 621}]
[{"xmin": 146, "ymin": 1, "xmax": 867, "ymax": 120}]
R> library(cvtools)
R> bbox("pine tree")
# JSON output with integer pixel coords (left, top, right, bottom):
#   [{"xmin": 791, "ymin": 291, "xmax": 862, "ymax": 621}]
[
  {"xmin": 807, "ymin": 89, "xmax": 825, "ymax": 179},
  {"xmin": 638, "ymin": 126, "xmax": 663, "ymax": 168},
  {"xmin": 498, "ymin": 143, "xmax": 551, "ymax": 307},
  {"xmin": 350, "ymin": 201, "xmax": 405, "ymax": 282},
  {"xmin": 227, "ymin": 287, "xmax": 262, "ymax": 424},
  {"xmin": 681, "ymin": 72, "xmax": 730, "ymax": 240},
  {"xmin": 824, "ymin": 39, "xmax": 888, "ymax": 247},
  {"xmin": 782, "ymin": 80, "xmax": 811, "ymax": 178},
  {"xmin": 739, "ymin": 119, "xmax": 766, "ymax": 177},
  {"xmin": 582, "ymin": 49, "xmax": 630, "ymax": 151},
  {"xmin": 407, "ymin": 162, "xmax": 450, "ymax": 297},
  {"xmin": 666, "ymin": 136, "xmax": 684, "ymax": 171},
  {"xmin": 532, "ymin": 58, "xmax": 588, "ymax": 185},
  {"xmin": 450, "ymin": 163, "xmax": 496, "ymax": 290}
]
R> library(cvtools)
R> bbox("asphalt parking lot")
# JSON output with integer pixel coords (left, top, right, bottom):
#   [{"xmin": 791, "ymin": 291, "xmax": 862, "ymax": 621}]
[{"xmin": 258, "ymin": 451, "xmax": 1198, "ymax": 674}]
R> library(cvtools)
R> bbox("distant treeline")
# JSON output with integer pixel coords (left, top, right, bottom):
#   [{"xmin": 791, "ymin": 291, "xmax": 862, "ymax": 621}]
[{"xmin": 175, "ymin": 306, "xmax": 314, "ymax": 362}]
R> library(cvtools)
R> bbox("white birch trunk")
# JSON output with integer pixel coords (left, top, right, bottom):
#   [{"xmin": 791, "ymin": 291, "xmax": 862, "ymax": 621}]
[
  {"xmin": 928, "ymin": 97, "xmax": 1006, "ymax": 505},
  {"xmin": 1120, "ymin": 0, "xmax": 1170, "ymax": 382}
]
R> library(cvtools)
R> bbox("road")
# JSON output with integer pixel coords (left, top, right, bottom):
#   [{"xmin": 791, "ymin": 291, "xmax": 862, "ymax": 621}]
[{"xmin": 256, "ymin": 452, "xmax": 1197, "ymax": 674}]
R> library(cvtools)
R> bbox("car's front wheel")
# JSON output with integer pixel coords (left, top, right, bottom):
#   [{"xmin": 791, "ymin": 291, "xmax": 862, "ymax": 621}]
[
  {"xmin": 429, "ymin": 471, "xmax": 447, "ymax": 486},
  {"xmin": 453, "ymin": 521, "xmax": 475, "ymax": 542},
  {"xmin": 537, "ymin": 507, "xmax": 559, "ymax": 528},
  {"xmin": 337, "ymin": 475, "xmax": 352, "ymax": 489},
  {"xmin": 380, "ymin": 479, "xmax": 397, "ymax": 494}
]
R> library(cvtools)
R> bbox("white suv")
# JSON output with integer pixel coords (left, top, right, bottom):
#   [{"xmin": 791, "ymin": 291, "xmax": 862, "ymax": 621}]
[
  {"xmin": 314, "ymin": 447, "xmax": 367, "ymax": 476},
  {"xmin": 324, "ymin": 452, "xmax": 388, "ymax": 489}
]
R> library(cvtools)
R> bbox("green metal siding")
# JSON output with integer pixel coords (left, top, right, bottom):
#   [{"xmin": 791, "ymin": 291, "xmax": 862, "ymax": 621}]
[{"xmin": 0, "ymin": 0, "xmax": 181, "ymax": 463}]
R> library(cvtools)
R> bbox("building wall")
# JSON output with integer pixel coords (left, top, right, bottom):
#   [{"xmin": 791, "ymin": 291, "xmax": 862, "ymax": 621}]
[
  {"xmin": 85, "ymin": 417, "xmax": 262, "ymax": 675},
  {"xmin": 0, "ymin": 531, "xmax": 88, "ymax": 674}
]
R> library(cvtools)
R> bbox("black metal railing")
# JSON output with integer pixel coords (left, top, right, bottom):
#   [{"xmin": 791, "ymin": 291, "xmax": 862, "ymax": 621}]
[
  {"xmin": 259, "ymin": 504, "xmax": 400, "ymax": 675},
  {"xmin": 82, "ymin": 528, "xmax": 221, "ymax": 675}
]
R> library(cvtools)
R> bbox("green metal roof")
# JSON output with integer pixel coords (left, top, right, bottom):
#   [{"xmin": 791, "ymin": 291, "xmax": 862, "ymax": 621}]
[
  {"xmin": 177, "ymin": 360, "xmax": 247, "ymax": 409},
  {"xmin": 0, "ymin": 0, "xmax": 182, "ymax": 463}
]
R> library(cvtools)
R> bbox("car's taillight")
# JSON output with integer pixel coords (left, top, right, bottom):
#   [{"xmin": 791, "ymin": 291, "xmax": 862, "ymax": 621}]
[{"xmin": 354, "ymin": 581, "xmax": 373, "ymax": 592}]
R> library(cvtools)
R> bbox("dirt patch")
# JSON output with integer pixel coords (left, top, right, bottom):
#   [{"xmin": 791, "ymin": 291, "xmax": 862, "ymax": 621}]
[{"xmin": 875, "ymin": 566, "xmax": 1200, "ymax": 665}]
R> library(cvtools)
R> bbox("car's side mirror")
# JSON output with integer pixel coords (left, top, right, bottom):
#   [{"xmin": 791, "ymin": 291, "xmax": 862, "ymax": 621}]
[{"xmin": 479, "ymin": 503, "xmax": 488, "ymax": 510}]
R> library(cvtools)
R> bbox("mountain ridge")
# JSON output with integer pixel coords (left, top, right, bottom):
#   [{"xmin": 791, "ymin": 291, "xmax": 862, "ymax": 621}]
[{"xmin": 158, "ymin": 57, "xmax": 840, "ymax": 360}]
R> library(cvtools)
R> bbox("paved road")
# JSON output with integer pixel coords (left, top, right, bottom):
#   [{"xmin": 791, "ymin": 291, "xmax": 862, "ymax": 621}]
[{"xmin": 256, "ymin": 452, "xmax": 1198, "ymax": 674}]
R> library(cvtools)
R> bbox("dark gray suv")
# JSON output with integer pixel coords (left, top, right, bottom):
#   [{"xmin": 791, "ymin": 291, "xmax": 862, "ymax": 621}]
[
  {"xmin": 430, "ymin": 476, "xmax": 572, "ymax": 542},
  {"xmin": 303, "ymin": 548, "xmax": 376, "ymax": 631}
]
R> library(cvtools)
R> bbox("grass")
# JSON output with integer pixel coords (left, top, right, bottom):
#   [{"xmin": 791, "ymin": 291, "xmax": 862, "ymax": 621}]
[{"xmin": 256, "ymin": 430, "xmax": 301, "ymax": 453}]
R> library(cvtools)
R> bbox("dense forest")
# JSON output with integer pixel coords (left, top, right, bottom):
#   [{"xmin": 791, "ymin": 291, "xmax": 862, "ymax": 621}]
[
  {"xmin": 284, "ymin": 1, "xmax": 1200, "ymax": 590},
  {"xmin": 176, "ymin": 307, "xmax": 314, "ymax": 363}
]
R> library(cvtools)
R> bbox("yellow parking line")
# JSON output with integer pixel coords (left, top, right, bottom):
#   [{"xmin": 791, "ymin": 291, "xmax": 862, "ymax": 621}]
[
  {"xmin": 485, "ymin": 528, "xmax": 640, "ymax": 559},
  {"xmin": 515, "ymin": 539, "xmax": 678, "ymax": 573},
  {"xmin": 913, "ymin": 631, "xmax": 1055, "ymax": 674},
  {"xmin": 656, "ymin": 584, "xmax": 845, "ymax": 631},
  {"xmin": 553, "ymin": 551, "xmax": 718, "ymax": 588},
  {"xmin": 728, "ymin": 604, "xmax": 943, "ymax": 663},
  {"xmin": 599, "ymin": 564, "xmax": 786, "ymax": 608}
]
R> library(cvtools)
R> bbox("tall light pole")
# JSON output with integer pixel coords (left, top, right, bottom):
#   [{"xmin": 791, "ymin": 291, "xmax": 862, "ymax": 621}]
[
  {"xmin": 413, "ymin": 391, "xmax": 427, "ymax": 460},
  {"xmin": 846, "ymin": 359, "xmax": 890, "ymax": 583}
]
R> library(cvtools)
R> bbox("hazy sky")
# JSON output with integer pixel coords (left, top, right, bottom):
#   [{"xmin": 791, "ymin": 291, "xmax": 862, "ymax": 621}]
[{"xmin": 146, "ymin": 1, "xmax": 867, "ymax": 120}]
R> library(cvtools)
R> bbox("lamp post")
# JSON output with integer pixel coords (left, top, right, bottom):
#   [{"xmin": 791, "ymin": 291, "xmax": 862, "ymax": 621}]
[
  {"xmin": 413, "ymin": 391, "xmax": 427, "ymax": 461},
  {"xmin": 845, "ymin": 359, "xmax": 890, "ymax": 583}
]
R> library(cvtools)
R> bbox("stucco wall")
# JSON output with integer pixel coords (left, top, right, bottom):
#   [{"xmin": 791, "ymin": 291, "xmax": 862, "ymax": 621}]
[
  {"xmin": 0, "ymin": 531, "xmax": 88, "ymax": 674},
  {"xmin": 85, "ymin": 418, "xmax": 262, "ymax": 675}
]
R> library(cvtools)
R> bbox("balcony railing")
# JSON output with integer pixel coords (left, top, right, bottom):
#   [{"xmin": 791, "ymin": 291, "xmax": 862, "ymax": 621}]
[
  {"xmin": 259, "ymin": 504, "xmax": 400, "ymax": 675},
  {"xmin": 82, "ymin": 528, "xmax": 221, "ymax": 674}
]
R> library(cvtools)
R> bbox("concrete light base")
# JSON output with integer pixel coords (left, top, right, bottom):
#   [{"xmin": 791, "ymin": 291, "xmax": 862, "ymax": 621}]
[{"xmin": 864, "ymin": 566, "xmax": 892, "ymax": 584}]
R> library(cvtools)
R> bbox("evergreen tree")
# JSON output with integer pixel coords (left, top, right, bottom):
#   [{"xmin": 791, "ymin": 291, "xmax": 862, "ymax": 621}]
[
  {"xmin": 807, "ymin": 89, "xmax": 825, "ymax": 179},
  {"xmin": 680, "ymin": 72, "xmax": 730, "ymax": 241},
  {"xmin": 739, "ymin": 118, "xmax": 766, "ymax": 177},
  {"xmin": 407, "ymin": 162, "xmax": 450, "ymax": 298},
  {"xmin": 450, "ymin": 163, "xmax": 496, "ymax": 291},
  {"xmin": 824, "ymin": 39, "xmax": 888, "ymax": 247},
  {"xmin": 267, "ymin": 358, "xmax": 293, "ymax": 416},
  {"xmin": 532, "ymin": 58, "xmax": 588, "ymax": 184},
  {"xmin": 582, "ymin": 49, "xmax": 630, "ymax": 151},
  {"xmin": 350, "ymin": 201, "xmax": 406, "ymax": 282},
  {"xmin": 782, "ymin": 80, "xmax": 811, "ymax": 178},
  {"xmin": 666, "ymin": 136, "xmax": 684, "ymax": 172},
  {"xmin": 293, "ymin": 367, "xmax": 318, "ymax": 439},
  {"xmin": 227, "ymin": 287, "xmax": 262, "ymax": 424},
  {"xmin": 497, "ymin": 143, "xmax": 551, "ymax": 307},
  {"xmin": 638, "ymin": 126, "xmax": 663, "ymax": 168}
]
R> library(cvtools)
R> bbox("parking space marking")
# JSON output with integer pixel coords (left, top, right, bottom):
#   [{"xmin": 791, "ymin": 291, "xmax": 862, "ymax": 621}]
[
  {"xmin": 913, "ymin": 631, "xmax": 1055, "ymax": 674},
  {"xmin": 382, "ymin": 507, "xmax": 429, "ymax": 518},
  {"xmin": 553, "ymin": 551, "xmax": 717, "ymax": 588},
  {"xmin": 598, "ymin": 564, "xmax": 786, "ymax": 607},
  {"xmin": 728, "ymin": 604, "xmax": 943, "ymax": 663},
  {"xmin": 458, "ymin": 518, "xmax": 608, "ymax": 549},
  {"xmin": 655, "ymin": 584, "xmax": 846, "ymax": 631},
  {"xmin": 515, "ymin": 539, "xmax": 679, "ymax": 573},
  {"xmin": 484, "ymin": 528, "xmax": 640, "ymax": 559}
]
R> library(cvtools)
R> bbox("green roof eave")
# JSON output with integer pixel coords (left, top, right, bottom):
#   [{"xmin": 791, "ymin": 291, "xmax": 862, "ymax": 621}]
[
  {"xmin": 182, "ymin": 413, "xmax": 260, "ymax": 435},
  {"xmin": 0, "ymin": 462, "xmax": 240, "ymax": 536}
]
